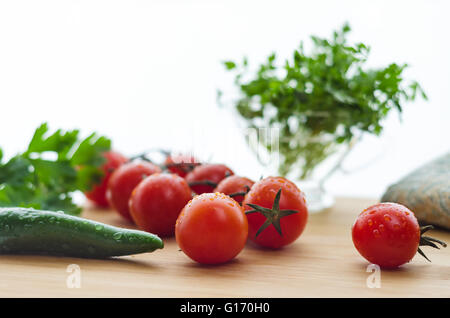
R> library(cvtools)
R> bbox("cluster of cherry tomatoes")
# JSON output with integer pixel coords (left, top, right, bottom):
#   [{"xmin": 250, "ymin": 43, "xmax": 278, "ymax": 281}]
[
  {"xmin": 85, "ymin": 151, "xmax": 446, "ymax": 268},
  {"xmin": 84, "ymin": 151, "xmax": 308, "ymax": 264}
]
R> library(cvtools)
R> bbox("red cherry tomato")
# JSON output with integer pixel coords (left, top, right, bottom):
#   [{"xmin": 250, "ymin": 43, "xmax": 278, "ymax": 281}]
[
  {"xmin": 106, "ymin": 161, "xmax": 161, "ymax": 222},
  {"xmin": 242, "ymin": 176, "xmax": 308, "ymax": 249},
  {"xmin": 185, "ymin": 164, "xmax": 234, "ymax": 194},
  {"xmin": 85, "ymin": 151, "xmax": 128, "ymax": 207},
  {"xmin": 351, "ymin": 202, "xmax": 446, "ymax": 268},
  {"xmin": 164, "ymin": 154, "xmax": 199, "ymax": 178},
  {"xmin": 129, "ymin": 173, "xmax": 192, "ymax": 237},
  {"xmin": 175, "ymin": 192, "xmax": 248, "ymax": 264},
  {"xmin": 214, "ymin": 175, "xmax": 254, "ymax": 204}
]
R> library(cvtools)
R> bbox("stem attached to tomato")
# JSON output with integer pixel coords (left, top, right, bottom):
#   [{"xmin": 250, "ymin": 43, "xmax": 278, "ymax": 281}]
[
  {"xmin": 245, "ymin": 189, "xmax": 299, "ymax": 237},
  {"xmin": 188, "ymin": 180, "xmax": 218, "ymax": 188},
  {"xmin": 164, "ymin": 162, "xmax": 202, "ymax": 174},
  {"xmin": 417, "ymin": 225, "xmax": 447, "ymax": 262},
  {"xmin": 228, "ymin": 185, "xmax": 251, "ymax": 205}
]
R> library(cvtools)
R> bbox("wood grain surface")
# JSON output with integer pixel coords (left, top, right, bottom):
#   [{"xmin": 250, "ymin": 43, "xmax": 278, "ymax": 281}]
[{"xmin": 0, "ymin": 197, "xmax": 449, "ymax": 298}]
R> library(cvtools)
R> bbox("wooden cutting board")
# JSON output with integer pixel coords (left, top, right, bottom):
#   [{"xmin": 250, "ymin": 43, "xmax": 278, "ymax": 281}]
[{"xmin": 1, "ymin": 197, "xmax": 449, "ymax": 298}]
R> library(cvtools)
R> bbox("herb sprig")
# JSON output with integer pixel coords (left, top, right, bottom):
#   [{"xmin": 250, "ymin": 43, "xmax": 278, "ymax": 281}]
[
  {"xmin": 222, "ymin": 23, "xmax": 427, "ymax": 180},
  {"xmin": 0, "ymin": 123, "xmax": 111, "ymax": 215}
]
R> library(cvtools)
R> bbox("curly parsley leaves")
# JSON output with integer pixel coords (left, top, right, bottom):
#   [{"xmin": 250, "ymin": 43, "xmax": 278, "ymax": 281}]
[{"xmin": 221, "ymin": 23, "xmax": 427, "ymax": 179}]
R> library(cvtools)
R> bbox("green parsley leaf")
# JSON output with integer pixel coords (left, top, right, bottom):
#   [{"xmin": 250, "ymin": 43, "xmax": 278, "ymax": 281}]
[
  {"xmin": 223, "ymin": 61, "xmax": 237, "ymax": 70},
  {"xmin": 221, "ymin": 23, "xmax": 427, "ymax": 179},
  {"xmin": 0, "ymin": 123, "xmax": 111, "ymax": 215}
]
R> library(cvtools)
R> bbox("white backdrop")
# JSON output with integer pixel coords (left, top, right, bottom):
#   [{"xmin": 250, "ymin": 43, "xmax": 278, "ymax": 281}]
[{"xmin": 1, "ymin": 0, "xmax": 449, "ymax": 198}]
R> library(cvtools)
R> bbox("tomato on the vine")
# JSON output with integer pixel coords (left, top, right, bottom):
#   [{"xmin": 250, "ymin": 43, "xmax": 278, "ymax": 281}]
[
  {"xmin": 175, "ymin": 192, "xmax": 248, "ymax": 264},
  {"xmin": 106, "ymin": 161, "xmax": 161, "ymax": 222},
  {"xmin": 164, "ymin": 154, "xmax": 199, "ymax": 178},
  {"xmin": 242, "ymin": 176, "xmax": 308, "ymax": 249},
  {"xmin": 129, "ymin": 173, "xmax": 192, "ymax": 237},
  {"xmin": 85, "ymin": 151, "xmax": 128, "ymax": 207},
  {"xmin": 352, "ymin": 202, "xmax": 447, "ymax": 268},
  {"xmin": 214, "ymin": 175, "xmax": 254, "ymax": 204},
  {"xmin": 185, "ymin": 164, "xmax": 234, "ymax": 194}
]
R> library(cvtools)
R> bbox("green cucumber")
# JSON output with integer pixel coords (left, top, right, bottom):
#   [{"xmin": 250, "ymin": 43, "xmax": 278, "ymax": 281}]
[{"xmin": 0, "ymin": 207, "xmax": 163, "ymax": 258}]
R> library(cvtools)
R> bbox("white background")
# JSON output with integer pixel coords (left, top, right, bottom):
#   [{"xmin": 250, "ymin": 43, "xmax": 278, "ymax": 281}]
[{"xmin": 0, "ymin": 0, "xmax": 449, "ymax": 199}]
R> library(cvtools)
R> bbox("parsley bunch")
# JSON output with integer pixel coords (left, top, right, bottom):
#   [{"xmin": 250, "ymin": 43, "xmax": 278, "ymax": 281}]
[
  {"xmin": 0, "ymin": 123, "xmax": 111, "ymax": 215},
  {"xmin": 222, "ymin": 23, "xmax": 427, "ymax": 180}
]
